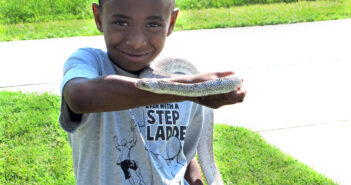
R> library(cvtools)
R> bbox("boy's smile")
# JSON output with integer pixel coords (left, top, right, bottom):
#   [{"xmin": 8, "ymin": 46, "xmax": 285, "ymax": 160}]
[{"xmin": 93, "ymin": 0, "xmax": 178, "ymax": 73}]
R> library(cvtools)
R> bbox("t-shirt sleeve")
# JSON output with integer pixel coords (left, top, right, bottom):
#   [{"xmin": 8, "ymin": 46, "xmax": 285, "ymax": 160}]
[
  {"xmin": 60, "ymin": 48, "xmax": 101, "ymax": 93},
  {"xmin": 59, "ymin": 48, "xmax": 101, "ymax": 133}
]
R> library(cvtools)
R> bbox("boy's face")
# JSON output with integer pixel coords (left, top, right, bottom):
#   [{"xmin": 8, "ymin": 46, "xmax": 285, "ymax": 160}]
[{"xmin": 93, "ymin": 0, "xmax": 178, "ymax": 73}]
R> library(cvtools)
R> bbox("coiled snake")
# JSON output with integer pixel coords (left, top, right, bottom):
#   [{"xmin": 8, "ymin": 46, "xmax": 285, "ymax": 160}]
[{"xmin": 135, "ymin": 57, "xmax": 242, "ymax": 185}]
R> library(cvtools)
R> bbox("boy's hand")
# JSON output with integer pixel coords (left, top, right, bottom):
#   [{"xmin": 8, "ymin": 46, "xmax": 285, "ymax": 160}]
[
  {"xmin": 193, "ymin": 87, "xmax": 246, "ymax": 109},
  {"xmin": 171, "ymin": 71, "xmax": 246, "ymax": 109}
]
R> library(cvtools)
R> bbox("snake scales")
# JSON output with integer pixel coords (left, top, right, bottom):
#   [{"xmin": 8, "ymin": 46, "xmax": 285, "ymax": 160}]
[{"xmin": 135, "ymin": 57, "xmax": 242, "ymax": 185}]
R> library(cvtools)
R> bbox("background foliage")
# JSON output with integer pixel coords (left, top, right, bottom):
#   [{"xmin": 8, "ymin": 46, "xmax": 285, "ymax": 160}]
[
  {"xmin": 0, "ymin": 0, "xmax": 318, "ymax": 24},
  {"xmin": 2, "ymin": 0, "xmax": 350, "ymax": 42},
  {"xmin": 176, "ymin": 0, "xmax": 310, "ymax": 9},
  {"xmin": 0, "ymin": 0, "xmax": 95, "ymax": 24}
]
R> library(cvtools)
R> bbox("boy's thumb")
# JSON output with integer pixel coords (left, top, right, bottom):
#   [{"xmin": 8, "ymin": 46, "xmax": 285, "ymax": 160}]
[{"xmin": 217, "ymin": 71, "xmax": 235, "ymax": 78}]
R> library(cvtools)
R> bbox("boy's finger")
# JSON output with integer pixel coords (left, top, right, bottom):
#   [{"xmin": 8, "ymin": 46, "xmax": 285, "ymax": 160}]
[{"xmin": 216, "ymin": 71, "xmax": 235, "ymax": 78}]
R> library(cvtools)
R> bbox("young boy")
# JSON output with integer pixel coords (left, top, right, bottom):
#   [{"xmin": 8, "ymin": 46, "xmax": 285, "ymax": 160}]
[{"xmin": 59, "ymin": 0, "xmax": 246, "ymax": 184}]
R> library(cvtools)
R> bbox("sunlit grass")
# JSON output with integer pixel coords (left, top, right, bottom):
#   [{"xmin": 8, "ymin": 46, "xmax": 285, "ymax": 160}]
[
  {"xmin": 175, "ymin": 0, "xmax": 351, "ymax": 30},
  {"xmin": 0, "ymin": 91, "xmax": 74, "ymax": 184},
  {"xmin": 0, "ymin": 19, "xmax": 99, "ymax": 41},
  {"xmin": 214, "ymin": 125, "xmax": 336, "ymax": 184},
  {"xmin": 0, "ymin": 91, "xmax": 337, "ymax": 184},
  {"xmin": 1, "ymin": 0, "xmax": 350, "ymax": 42},
  {"xmin": 0, "ymin": 0, "xmax": 310, "ymax": 25},
  {"xmin": 0, "ymin": 0, "xmax": 95, "ymax": 24}
]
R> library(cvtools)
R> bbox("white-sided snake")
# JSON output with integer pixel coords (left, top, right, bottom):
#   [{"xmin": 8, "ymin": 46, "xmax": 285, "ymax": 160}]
[{"xmin": 135, "ymin": 57, "xmax": 242, "ymax": 185}]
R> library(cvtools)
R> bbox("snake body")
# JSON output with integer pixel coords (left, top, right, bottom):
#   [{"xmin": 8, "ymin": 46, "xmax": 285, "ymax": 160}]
[
  {"xmin": 136, "ymin": 57, "xmax": 242, "ymax": 185},
  {"xmin": 136, "ymin": 75, "xmax": 241, "ymax": 97}
]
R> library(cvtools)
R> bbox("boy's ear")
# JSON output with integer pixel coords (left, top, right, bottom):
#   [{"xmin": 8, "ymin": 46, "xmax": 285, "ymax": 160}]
[
  {"xmin": 167, "ymin": 8, "xmax": 179, "ymax": 36},
  {"xmin": 92, "ymin": 3, "xmax": 103, "ymax": 32}
]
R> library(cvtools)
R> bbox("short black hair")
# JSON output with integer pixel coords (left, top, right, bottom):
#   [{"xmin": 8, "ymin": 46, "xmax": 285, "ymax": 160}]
[{"xmin": 98, "ymin": 0, "xmax": 175, "ymax": 9}]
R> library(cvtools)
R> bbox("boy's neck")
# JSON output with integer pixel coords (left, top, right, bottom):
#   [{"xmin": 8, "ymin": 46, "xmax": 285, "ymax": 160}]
[{"xmin": 108, "ymin": 54, "xmax": 145, "ymax": 75}]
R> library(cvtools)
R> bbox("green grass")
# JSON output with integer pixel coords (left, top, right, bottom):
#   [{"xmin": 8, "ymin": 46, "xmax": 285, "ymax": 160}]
[
  {"xmin": 176, "ymin": 0, "xmax": 304, "ymax": 9},
  {"xmin": 0, "ymin": 19, "xmax": 100, "ymax": 41},
  {"xmin": 0, "ymin": 91, "xmax": 74, "ymax": 184},
  {"xmin": 0, "ymin": 91, "xmax": 337, "ymax": 184},
  {"xmin": 1, "ymin": 0, "xmax": 350, "ymax": 42},
  {"xmin": 214, "ymin": 125, "xmax": 336, "ymax": 184},
  {"xmin": 176, "ymin": 0, "xmax": 351, "ymax": 30},
  {"xmin": 0, "ymin": 0, "xmax": 308, "ymax": 25},
  {"xmin": 0, "ymin": 0, "xmax": 95, "ymax": 24}
]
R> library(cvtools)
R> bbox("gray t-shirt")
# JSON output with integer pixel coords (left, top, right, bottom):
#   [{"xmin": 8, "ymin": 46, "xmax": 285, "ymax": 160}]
[{"xmin": 59, "ymin": 48, "xmax": 205, "ymax": 185}]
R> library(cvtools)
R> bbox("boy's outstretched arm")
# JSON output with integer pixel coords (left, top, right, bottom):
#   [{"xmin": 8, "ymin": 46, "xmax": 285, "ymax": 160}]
[
  {"xmin": 185, "ymin": 157, "xmax": 204, "ymax": 185},
  {"xmin": 63, "ymin": 75, "xmax": 186, "ymax": 113},
  {"xmin": 63, "ymin": 71, "xmax": 246, "ymax": 114}
]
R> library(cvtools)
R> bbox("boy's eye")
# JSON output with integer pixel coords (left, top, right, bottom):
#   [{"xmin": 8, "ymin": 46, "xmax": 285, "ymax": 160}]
[
  {"xmin": 146, "ymin": 22, "xmax": 161, "ymax": 27},
  {"xmin": 113, "ymin": 20, "xmax": 128, "ymax": 27},
  {"xmin": 146, "ymin": 22, "xmax": 163, "ymax": 31}
]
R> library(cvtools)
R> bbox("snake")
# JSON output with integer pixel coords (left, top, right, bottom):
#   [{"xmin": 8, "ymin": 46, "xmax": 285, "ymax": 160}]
[{"xmin": 136, "ymin": 57, "xmax": 242, "ymax": 185}]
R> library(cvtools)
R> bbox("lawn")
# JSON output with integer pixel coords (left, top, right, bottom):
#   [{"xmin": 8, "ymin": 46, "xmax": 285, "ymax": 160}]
[
  {"xmin": 0, "ymin": 91, "xmax": 337, "ymax": 184},
  {"xmin": 0, "ymin": 0, "xmax": 311, "ymax": 24},
  {"xmin": 1, "ymin": 0, "xmax": 350, "ymax": 41}
]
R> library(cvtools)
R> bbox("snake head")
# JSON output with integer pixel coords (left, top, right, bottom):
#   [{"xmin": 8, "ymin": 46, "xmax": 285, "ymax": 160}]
[
  {"xmin": 139, "ymin": 81, "xmax": 146, "ymax": 86},
  {"xmin": 136, "ymin": 79, "xmax": 150, "ymax": 89}
]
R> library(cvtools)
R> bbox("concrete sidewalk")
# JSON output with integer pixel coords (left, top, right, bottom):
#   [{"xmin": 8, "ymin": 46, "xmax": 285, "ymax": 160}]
[{"xmin": 1, "ymin": 19, "xmax": 351, "ymax": 184}]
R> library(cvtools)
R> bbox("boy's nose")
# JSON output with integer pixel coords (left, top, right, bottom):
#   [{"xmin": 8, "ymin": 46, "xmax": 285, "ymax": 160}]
[{"xmin": 126, "ymin": 30, "xmax": 147, "ymax": 50}]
